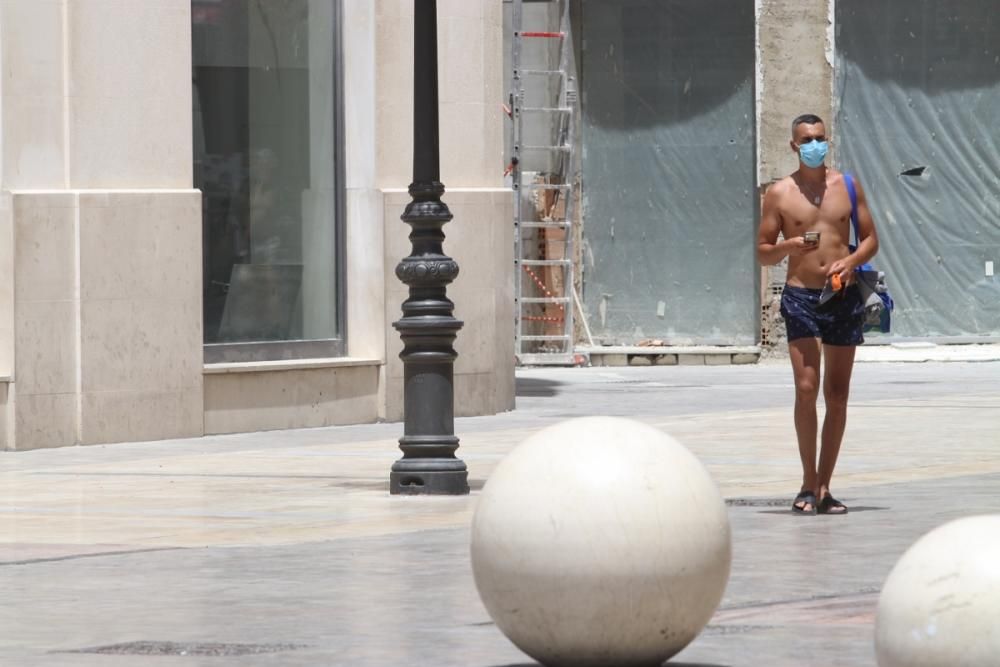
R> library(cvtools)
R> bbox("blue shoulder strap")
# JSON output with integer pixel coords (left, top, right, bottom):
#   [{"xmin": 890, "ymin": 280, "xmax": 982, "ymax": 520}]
[{"xmin": 844, "ymin": 172, "xmax": 860, "ymax": 245}]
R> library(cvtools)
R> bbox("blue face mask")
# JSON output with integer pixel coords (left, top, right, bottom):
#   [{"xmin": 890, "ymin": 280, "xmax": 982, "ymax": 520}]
[{"xmin": 799, "ymin": 140, "xmax": 828, "ymax": 168}]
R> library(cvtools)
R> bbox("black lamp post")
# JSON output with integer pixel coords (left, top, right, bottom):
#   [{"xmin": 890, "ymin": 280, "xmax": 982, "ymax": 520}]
[{"xmin": 389, "ymin": 0, "xmax": 469, "ymax": 495}]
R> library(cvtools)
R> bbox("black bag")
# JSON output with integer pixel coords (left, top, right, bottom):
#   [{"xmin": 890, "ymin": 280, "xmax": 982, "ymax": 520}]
[{"xmin": 844, "ymin": 173, "xmax": 893, "ymax": 333}]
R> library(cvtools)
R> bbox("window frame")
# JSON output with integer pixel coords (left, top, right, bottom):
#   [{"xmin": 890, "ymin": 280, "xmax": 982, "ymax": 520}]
[{"xmin": 200, "ymin": 0, "xmax": 347, "ymax": 365}]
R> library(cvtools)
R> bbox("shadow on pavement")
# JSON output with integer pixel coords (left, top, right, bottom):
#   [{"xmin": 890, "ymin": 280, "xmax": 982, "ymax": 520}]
[
  {"xmin": 758, "ymin": 505, "xmax": 890, "ymax": 515},
  {"xmin": 493, "ymin": 663, "xmax": 730, "ymax": 667},
  {"xmin": 515, "ymin": 377, "xmax": 563, "ymax": 398},
  {"xmin": 331, "ymin": 478, "xmax": 486, "ymax": 492}
]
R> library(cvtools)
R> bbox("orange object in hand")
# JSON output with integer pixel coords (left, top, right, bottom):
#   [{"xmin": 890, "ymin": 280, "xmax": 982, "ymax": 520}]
[{"xmin": 831, "ymin": 273, "xmax": 843, "ymax": 291}]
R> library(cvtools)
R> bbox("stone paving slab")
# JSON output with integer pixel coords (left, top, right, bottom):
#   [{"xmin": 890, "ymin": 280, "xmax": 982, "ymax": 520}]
[
  {"xmin": 3, "ymin": 473, "xmax": 998, "ymax": 666},
  {"xmin": 0, "ymin": 363, "xmax": 998, "ymax": 665}
]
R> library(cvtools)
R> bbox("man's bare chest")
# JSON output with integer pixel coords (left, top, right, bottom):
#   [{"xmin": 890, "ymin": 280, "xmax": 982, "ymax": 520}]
[{"xmin": 780, "ymin": 195, "xmax": 852, "ymax": 238}]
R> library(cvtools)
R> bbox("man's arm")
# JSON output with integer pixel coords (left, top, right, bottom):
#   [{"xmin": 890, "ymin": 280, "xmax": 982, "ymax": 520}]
[
  {"xmin": 828, "ymin": 177, "xmax": 880, "ymax": 281},
  {"xmin": 757, "ymin": 183, "xmax": 814, "ymax": 265}
]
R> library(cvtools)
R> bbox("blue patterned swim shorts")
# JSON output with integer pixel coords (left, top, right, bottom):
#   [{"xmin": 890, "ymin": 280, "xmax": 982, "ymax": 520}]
[{"xmin": 780, "ymin": 284, "xmax": 865, "ymax": 346}]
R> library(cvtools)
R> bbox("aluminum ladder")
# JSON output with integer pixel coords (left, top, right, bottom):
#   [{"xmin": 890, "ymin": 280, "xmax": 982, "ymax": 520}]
[{"xmin": 509, "ymin": 0, "xmax": 578, "ymax": 366}]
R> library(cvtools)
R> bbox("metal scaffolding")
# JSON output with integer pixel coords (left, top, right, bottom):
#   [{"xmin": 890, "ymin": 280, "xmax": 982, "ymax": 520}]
[{"xmin": 509, "ymin": 0, "xmax": 579, "ymax": 366}]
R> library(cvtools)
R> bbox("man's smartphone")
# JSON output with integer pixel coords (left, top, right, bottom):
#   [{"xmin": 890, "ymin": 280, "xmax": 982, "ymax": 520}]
[{"xmin": 803, "ymin": 231, "xmax": 820, "ymax": 245}]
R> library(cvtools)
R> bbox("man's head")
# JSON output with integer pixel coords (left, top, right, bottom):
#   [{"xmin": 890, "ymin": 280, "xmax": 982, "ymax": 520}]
[{"xmin": 790, "ymin": 114, "xmax": 828, "ymax": 169}]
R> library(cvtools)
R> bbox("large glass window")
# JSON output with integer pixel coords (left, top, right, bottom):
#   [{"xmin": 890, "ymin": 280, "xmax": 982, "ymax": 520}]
[{"xmin": 193, "ymin": 0, "xmax": 344, "ymax": 362}]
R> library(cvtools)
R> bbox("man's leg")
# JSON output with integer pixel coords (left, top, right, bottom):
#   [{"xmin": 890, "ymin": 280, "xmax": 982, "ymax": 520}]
[
  {"xmin": 789, "ymin": 337, "xmax": 822, "ymax": 511},
  {"xmin": 818, "ymin": 343, "xmax": 857, "ymax": 508}
]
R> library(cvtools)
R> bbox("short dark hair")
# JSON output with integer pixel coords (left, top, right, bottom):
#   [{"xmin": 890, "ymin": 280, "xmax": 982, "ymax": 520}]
[{"xmin": 791, "ymin": 114, "xmax": 824, "ymax": 136}]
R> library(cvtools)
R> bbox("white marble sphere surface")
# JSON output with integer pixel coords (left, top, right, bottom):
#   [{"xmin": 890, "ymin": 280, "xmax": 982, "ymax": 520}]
[
  {"xmin": 470, "ymin": 416, "xmax": 731, "ymax": 667},
  {"xmin": 876, "ymin": 514, "xmax": 1000, "ymax": 667}
]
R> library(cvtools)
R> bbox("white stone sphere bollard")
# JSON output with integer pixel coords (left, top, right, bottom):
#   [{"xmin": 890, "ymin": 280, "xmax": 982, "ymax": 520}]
[
  {"xmin": 875, "ymin": 514, "xmax": 1000, "ymax": 667},
  {"xmin": 470, "ymin": 416, "xmax": 731, "ymax": 667}
]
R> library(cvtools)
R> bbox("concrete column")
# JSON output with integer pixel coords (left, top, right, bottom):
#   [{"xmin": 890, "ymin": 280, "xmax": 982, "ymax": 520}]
[
  {"xmin": 755, "ymin": 0, "xmax": 835, "ymax": 337},
  {"xmin": 757, "ymin": 0, "xmax": 834, "ymax": 185}
]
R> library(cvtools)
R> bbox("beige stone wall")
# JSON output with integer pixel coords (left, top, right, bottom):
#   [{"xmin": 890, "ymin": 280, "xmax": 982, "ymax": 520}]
[
  {"xmin": 382, "ymin": 189, "xmax": 514, "ymax": 422},
  {"xmin": 6, "ymin": 191, "xmax": 204, "ymax": 449},
  {"xmin": 8, "ymin": 193, "xmax": 78, "ymax": 449},
  {"xmin": 0, "ymin": 1, "xmax": 203, "ymax": 449},
  {"xmin": 375, "ymin": 0, "xmax": 505, "ymax": 190},
  {"xmin": 67, "ymin": 1, "xmax": 193, "ymax": 189},
  {"xmin": 75, "ymin": 191, "xmax": 203, "ymax": 444},
  {"xmin": 757, "ymin": 0, "xmax": 834, "ymax": 185},
  {"xmin": 0, "ymin": 193, "xmax": 13, "ymax": 448},
  {"xmin": 0, "ymin": 0, "xmax": 513, "ymax": 448},
  {"xmin": 1, "ymin": 0, "xmax": 193, "ymax": 189},
  {"xmin": 204, "ymin": 364, "xmax": 379, "ymax": 435},
  {"xmin": 0, "ymin": 195, "xmax": 12, "ymax": 379},
  {"xmin": 1, "ymin": 0, "xmax": 66, "ymax": 189},
  {"xmin": 0, "ymin": 382, "xmax": 10, "ymax": 449},
  {"xmin": 377, "ymin": 0, "xmax": 515, "ymax": 421},
  {"xmin": 343, "ymin": 0, "xmax": 386, "ymax": 363}
]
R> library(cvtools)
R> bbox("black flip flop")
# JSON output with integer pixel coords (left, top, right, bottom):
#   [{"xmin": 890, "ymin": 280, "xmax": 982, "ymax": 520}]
[
  {"xmin": 818, "ymin": 495, "xmax": 848, "ymax": 515},
  {"xmin": 792, "ymin": 490, "xmax": 817, "ymax": 515}
]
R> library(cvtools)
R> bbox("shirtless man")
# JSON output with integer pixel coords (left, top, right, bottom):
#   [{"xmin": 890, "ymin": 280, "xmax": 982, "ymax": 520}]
[{"xmin": 757, "ymin": 114, "xmax": 880, "ymax": 515}]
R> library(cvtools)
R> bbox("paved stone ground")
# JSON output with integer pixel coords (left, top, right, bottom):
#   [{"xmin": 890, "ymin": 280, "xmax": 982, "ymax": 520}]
[{"xmin": 1, "ymin": 361, "xmax": 998, "ymax": 666}]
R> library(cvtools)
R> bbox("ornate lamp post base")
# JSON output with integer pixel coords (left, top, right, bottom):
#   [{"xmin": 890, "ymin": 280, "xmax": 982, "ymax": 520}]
[
  {"xmin": 390, "ymin": 455, "xmax": 469, "ymax": 495},
  {"xmin": 390, "ymin": 180, "xmax": 468, "ymax": 496},
  {"xmin": 389, "ymin": 1, "xmax": 469, "ymax": 496}
]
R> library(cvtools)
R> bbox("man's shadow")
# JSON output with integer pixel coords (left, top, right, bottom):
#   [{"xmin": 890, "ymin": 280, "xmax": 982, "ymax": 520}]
[
  {"xmin": 758, "ymin": 505, "xmax": 889, "ymax": 515},
  {"xmin": 494, "ymin": 663, "xmax": 730, "ymax": 667}
]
